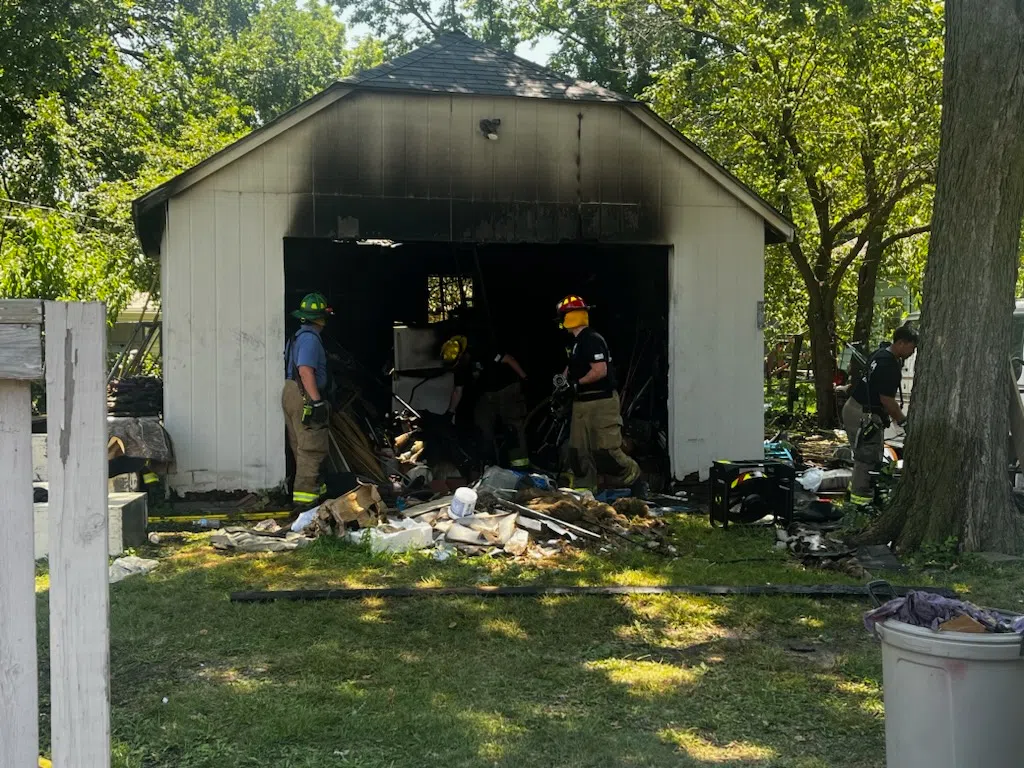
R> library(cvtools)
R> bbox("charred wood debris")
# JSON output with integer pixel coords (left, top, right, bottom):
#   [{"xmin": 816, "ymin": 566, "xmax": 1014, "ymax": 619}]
[{"xmin": 277, "ymin": 336, "xmax": 691, "ymax": 561}]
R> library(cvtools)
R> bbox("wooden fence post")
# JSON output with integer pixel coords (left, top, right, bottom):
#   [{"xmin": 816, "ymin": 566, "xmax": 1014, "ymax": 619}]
[
  {"xmin": 0, "ymin": 300, "xmax": 43, "ymax": 768},
  {"xmin": 46, "ymin": 301, "xmax": 110, "ymax": 768}
]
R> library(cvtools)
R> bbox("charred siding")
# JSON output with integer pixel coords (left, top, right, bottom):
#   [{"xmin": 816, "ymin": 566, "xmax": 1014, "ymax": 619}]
[{"xmin": 289, "ymin": 93, "xmax": 665, "ymax": 243}]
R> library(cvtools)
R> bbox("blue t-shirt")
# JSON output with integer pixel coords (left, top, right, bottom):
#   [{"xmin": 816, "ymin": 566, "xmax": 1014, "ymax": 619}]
[{"xmin": 287, "ymin": 327, "xmax": 328, "ymax": 391}]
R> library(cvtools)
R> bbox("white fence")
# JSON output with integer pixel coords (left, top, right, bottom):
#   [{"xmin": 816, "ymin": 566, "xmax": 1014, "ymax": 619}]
[{"xmin": 1, "ymin": 301, "xmax": 110, "ymax": 767}]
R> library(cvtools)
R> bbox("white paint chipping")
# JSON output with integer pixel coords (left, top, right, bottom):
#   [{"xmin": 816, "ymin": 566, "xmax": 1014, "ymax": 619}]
[
  {"xmin": 0, "ymin": 380, "xmax": 39, "ymax": 768},
  {"xmin": 45, "ymin": 301, "xmax": 111, "ymax": 768}
]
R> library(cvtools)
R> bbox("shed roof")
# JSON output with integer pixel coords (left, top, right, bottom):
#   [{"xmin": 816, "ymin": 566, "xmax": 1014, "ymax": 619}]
[
  {"xmin": 132, "ymin": 33, "xmax": 794, "ymax": 249},
  {"xmin": 341, "ymin": 31, "xmax": 628, "ymax": 102}
]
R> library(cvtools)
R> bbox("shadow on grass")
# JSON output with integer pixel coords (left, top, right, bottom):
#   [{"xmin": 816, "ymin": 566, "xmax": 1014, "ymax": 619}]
[{"xmin": 36, "ymin": 517, "xmax": 892, "ymax": 767}]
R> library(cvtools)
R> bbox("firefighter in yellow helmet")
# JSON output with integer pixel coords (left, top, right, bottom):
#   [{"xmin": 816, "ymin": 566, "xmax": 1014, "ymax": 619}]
[
  {"xmin": 443, "ymin": 333, "xmax": 530, "ymax": 469},
  {"xmin": 555, "ymin": 295, "xmax": 645, "ymax": 496}
]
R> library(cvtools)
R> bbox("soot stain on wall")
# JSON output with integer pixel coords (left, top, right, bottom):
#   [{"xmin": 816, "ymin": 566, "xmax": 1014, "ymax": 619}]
[{"xmin": 289, "ymin": 100, "xmax": 666, "ymax": 244}]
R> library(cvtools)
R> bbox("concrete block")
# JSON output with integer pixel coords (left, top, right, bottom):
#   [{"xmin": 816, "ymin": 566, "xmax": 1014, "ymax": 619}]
[{"xmin": 34, "ymin": 491, "xmax": 148, "ymax": 560}]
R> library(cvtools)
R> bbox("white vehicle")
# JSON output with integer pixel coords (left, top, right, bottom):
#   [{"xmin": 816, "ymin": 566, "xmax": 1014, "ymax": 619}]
[{"xmin": 888, "ymin": 299, "xmax": 1024, "ymax": 442}]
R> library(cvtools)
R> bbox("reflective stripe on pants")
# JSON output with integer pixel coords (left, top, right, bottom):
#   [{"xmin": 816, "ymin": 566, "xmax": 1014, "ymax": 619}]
[{"xmin": 282, "ymin": 379, "xmax": 329, "ymax": 500}]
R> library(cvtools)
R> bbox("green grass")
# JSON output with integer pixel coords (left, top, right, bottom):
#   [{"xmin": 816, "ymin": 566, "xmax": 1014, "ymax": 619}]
[{"xmin": 34, "ymin": 515, "xmax": 1024, "ymax": 767}]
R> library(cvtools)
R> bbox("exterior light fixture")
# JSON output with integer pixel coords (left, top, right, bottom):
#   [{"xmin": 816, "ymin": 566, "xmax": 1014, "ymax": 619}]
[{"xmin": 479, "ymin": 118, "xmax": 501, "ymax": 140}]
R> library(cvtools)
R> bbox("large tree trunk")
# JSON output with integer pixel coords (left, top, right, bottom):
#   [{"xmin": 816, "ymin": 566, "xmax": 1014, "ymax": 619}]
[
  {"xmin": 850, "ymin": 227, "xmax": 884, "ymax": 381},
  {"xmin": 875, "ymin": 0, "xmax": 1024, "ymax": 554},
  {"xmin": 807, "ymin": 291, "xmax": 838, "ymax": 428}
]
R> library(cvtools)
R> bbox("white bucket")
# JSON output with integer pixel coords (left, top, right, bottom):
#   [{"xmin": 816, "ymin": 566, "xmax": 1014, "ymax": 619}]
[
  {"xmin": 449, "ymin": 487, "xmax": 478, "ymax": 519},
  {"xmin": 877, "ymin": 619, "xmax": 1024, "ymax": 768}
]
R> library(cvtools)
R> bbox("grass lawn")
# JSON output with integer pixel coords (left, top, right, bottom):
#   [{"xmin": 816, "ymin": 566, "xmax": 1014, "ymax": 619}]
[{"xmin": 34, "ymin": 515, "xmax": 1024, "ymax": 768}]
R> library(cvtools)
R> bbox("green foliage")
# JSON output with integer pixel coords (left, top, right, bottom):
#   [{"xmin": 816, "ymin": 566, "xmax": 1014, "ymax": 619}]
[
  {"xmin": 0, "ymin": 209, "xmax": 144, "ymax": 318},
  {"xmin": 0, "ymin": 0, "xmax": 385, "ymax": 316},
  {"xmin": 911, "ymin": 536, "xmax": 961, "ymax": 569}
]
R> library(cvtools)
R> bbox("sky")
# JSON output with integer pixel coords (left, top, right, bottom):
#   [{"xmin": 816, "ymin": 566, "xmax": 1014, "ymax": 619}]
[
  {"xmin": 515, "ymin": 35, "xmax": 558, "ymax": 65},
  {"xmin": 344, "ymin": 17, "xmax": 559, "ymax": 67}
]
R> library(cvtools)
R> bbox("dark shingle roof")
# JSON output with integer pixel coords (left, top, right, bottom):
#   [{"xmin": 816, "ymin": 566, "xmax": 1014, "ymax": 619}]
[{"xmin": 342, "ymin": 31, "xmax": 631, "ymax": 102}]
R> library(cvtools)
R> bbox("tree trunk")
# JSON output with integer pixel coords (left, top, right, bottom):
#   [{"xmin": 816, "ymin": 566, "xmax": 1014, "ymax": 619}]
[
  {"xmin": 850, "ymin": 227, "xmax": 884, "ymax": 381},
  {"xmin": 875, "ymin": 0, "xmax": 1024, "ymax": 554},
  {"xmin": 786, "ymin": 333, "xmax": 804, "ymax": 413},
  {"xmin": 807, "ymin": 292, "xmax": 838, "ymax": 428}
]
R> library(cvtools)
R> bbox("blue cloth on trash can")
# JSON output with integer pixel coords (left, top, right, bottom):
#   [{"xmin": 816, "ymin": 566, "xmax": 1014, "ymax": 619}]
[{"xmin": 864, "ymin": 591, "xmax": 1024, "ymax": 634}]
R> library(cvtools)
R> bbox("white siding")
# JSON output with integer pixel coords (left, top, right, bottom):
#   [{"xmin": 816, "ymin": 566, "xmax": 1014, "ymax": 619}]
[
  {"xmin": 161, "ymin": 91, "xmax": 766, "ymax": 491},
  {"xmin": 163, "ymin": 183, "xmax": 287, "ymax": 492},
  {"xmin": 667, "ymin": 202, "xmax": 765, "ymax": 478}
]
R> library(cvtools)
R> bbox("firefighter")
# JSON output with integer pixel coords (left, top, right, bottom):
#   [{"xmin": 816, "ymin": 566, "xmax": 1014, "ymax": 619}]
[
  {"xmin": 282, "ymin": 292, "xmax": 332, "ymax": 507},
  {"xmin": 555, "ymin": 295, "xmax": 645, "ymax": 496},
  {"xmin": 842, "ymin": 325, "xmax": 918, "ymax": 506},
  {"xmin": 443, "ymin": 334, "xmax": 530, "ymax": 469}
]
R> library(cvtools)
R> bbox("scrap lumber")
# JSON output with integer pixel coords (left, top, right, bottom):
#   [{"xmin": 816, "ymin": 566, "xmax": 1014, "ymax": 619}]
[
  {"xmin": 329, "ymin": 410, "xmax": 386, "ymax": 482},
  {"xmin": 493, "ymin": 498, "xmax": 602, "ymax": 540},
  {"xmin": 231, "ymin": 583, "xmax": 958, "ymax": 604}
]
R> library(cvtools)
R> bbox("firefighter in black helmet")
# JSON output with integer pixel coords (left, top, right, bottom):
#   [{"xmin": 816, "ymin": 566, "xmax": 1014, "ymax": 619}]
[{"xmin": 555, "ymin": 295, "xmax": 644, "ymax": 496}]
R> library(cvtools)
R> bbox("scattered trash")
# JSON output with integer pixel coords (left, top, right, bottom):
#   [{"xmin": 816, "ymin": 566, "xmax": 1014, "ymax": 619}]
[
  {"xmin": 211, "ymin": 527, "xmax": 313, "ymax": 553},
  {"xmin": 161, "ymin": 697, "xmax": 169, "ymax": 705},
  {"xmin": 109, "ymin": 555, "xmax": 159, "ymax": 584},
  {"xmin": 315, "ymin": 482, "xmax": 385, "ymax": 535},
  {"xmin": 291, "ymin": 506, "xmax": 320, "ymax": 532},
  {"xmin": 195, "ymin": 518, "xmax": 221, "ymax": 529},
  {"xmin": 503, "ymin": 528, "xmax": 530, "ymax": 556},
  {"xmin": 450, "ymin": 487, "xmax": 478, "ymax": 518},
  {"xmin": 864, "ymin": 591, "xmax": 1024, "ymax": 635},
  {"xmin": 348, "ymin": 517, "xmax": 434, "ymax": 554},
  {"xmin": 476, "ymin": 466, "xmax": 522, "ymax": 494},
  {"xmin": 432, "ymin": 543, "xmax": 457, "ymax": 561},
  {"xmin": 798, "ymin": 468, "xmax": 824, "ymax": 492},
  {"xmin": 253, "ymin": 519, "xmax": 281, "ymax": 533}
]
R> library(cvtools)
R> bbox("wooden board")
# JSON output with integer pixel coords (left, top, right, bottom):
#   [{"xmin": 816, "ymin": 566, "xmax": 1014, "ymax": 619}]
[
  {"xmin": 45, "ymin": 301, "xmax": 111, "ymax": 768},
  {"xmin": 0, "ymin": 299, "xmax": 43, "ymax": 324},
  {"xmin": 0, "ymin": 300, "xmax": 43, "ymax": 380},
  {"xmin": 0, "ymin": 380, "xmax": 39, "ymax": 766},
  {"xmin": 231, "ymin": 583, "xmax": 959, "ymax": 603}
]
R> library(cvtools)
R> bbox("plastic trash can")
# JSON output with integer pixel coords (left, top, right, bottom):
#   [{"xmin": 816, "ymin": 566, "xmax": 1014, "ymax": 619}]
[{"xmin": 877, "ymin": 619, "xmax": 1024, "ymax": 767}]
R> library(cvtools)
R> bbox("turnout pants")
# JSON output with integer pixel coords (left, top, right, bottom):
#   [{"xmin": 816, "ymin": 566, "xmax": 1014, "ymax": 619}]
[
  {"xmin": 842, "ymin": 396, "xmax": 883, "ymax": 504},
  {"xmin": 282, "ymin": 379, "xmax": 329, "ymax": 504},
  {"xmin": 568, "ymin": 392, "xmax": 640, "ymax": 490},
  {"xmin": 474, "ymin": 383, "xmax": 529, "ymax": 468}
]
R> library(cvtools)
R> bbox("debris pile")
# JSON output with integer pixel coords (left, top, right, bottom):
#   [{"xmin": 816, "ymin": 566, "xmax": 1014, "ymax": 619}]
[
  {"xmin": 107, "ymin": 376, "xmax": 163, "ymax": 417},
  {"xmin": 864, "ymin": 591, "xmax": 1024, "ymax": 635},
  {"xmin": 208, "ymin": 467, "xmax": 678, "ymax": 560}
]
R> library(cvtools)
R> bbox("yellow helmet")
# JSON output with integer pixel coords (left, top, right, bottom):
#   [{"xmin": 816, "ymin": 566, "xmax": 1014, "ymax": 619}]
[{"xmin": 441, "ymin": 335, "xmax": 468, "ymax": 366}]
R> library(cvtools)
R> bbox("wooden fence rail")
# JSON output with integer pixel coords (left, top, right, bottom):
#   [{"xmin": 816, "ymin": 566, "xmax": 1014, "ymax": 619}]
[{"xmin": 0, "ymin": 300, "xmax": 110, "ymax": 768}]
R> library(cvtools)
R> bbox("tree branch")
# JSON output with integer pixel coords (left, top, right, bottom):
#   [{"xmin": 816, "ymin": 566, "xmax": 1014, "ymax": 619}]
[
  {"xmin": 879, "ymin": 225, "xmax": 931, "ymax": 251},
  {"xmin": 827, "ymin": 175, "xmax": 933, "ymax": 293},
  {"xmin": 828, "ymin": 203, "xmax": 872, "ymax": 240},
  {"xmin": 787, "ymin": 238, "xmax": 820, "ymax": 302}
]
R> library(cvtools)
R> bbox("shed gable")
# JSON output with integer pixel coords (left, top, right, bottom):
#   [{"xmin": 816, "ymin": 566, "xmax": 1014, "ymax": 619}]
[{"xmin": 189, "ymin": 91, "xmax": 736, "ymax": 244}]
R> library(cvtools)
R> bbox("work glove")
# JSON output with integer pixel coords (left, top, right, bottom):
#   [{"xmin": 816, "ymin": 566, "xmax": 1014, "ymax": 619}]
[{"xmin": 302, "ymin": 400, "xmax": 329, "ymax": 426}]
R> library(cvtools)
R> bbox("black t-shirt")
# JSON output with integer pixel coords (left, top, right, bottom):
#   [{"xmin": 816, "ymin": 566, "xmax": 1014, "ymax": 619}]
[
  {"xmin": 850, "ymin": 348, "xmax": 902, "ymax": 416},
  {"xmin": 453, "ymin": 346, "xmax": 519, "ymax": 393},
  {"xmin": 568, "ymin": 327, "xmax": 616, "ymax": 399}
]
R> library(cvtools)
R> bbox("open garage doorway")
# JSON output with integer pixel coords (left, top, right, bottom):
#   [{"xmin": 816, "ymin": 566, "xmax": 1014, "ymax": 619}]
[{"xmin": 284, "ymin": 238, "xmax": 671, "ymax": 482}]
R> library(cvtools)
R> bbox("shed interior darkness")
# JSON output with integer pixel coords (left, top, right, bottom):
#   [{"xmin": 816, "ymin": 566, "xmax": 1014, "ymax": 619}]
[{"xmin": 284, "ymin": 238, "xmax": 670, "ymax": 431}]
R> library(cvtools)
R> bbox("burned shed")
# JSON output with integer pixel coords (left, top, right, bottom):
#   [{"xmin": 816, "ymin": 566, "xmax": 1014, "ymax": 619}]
[{"xmin": 132, "ymin": 32, "xmax": 794, "ymax": 494}]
